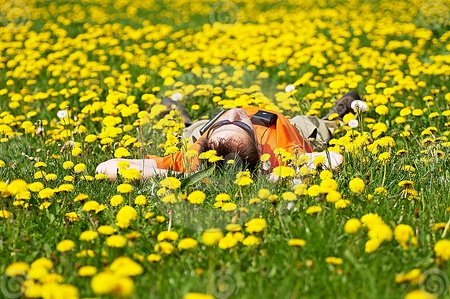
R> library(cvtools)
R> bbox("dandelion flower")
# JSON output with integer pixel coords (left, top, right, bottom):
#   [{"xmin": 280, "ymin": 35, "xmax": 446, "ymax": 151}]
[
  {"xmin": 187, "ymin": 190, "xmax": 206, "ymax": 204},
  {"xmin": 178, "ymin": 238, "xmax": 198, "ymax": 250},
  {"xmin": 110, "ymin": 256, "xmax": 143, "ymax": 276},
  {"xmin": 221, "ymin": 202, "xmax": 237, "ymax": 211},
  {"xmin": 147, "ymin": 254, "xmax": 162, "ymax": 262},
  {"xmin": 106, "ymin": 235, "xmax": 127, "ymax": 248},
  {"xmin": 157, "ymin": 231, "xmax": 179, "ymax": 242},
  {"xmin": 218, "ymin": 234, "xmax": 238, "ymax": 249},
  {"xmin": 306, "ymin": 205, "xmax": 322, "ymax": 214},
  {"xmin": 245, "ymin": 218, "xmax": 267, "ymax": 233},
  {"xmin": 154, "ymin": 241, "xmax": 175, "ymax": 254},
  {"xmin": 117, "ymin": 183, "xmax": 133, "ymax": 194},
  {"xmin": 365, "ymin": 239, "xmax": 381, "ymax": 253},
  {"xmin": 215, "ymin": 193, "xmax": 231, "ymax": 202},
  {"xmin": 288, "ymin": 239, "xmax": 306, "ymax": 247},
  {"xmin": 434, "ymin": 239, "xmax": 450, "ymax": 260},
  {"xmin": 325, "ymin": 257, "xmax": 343, "ymax": 265},
  {"xmin": 201, "ymin": 228, "xmax": 223, "ymax": 246},
  {"xmin": 79, "ymin": 230, "xmax": 98, "ymax": 241},
  {"xmin": 243, "ymin": 235, "xmax": 260, "ymax": 246},
  {"xmin": 78, "ymin": 265, "xmax": 97, "ymax": 277},
  {"xmin": 344, "ymin": 218, "xmax": 361, "ymax": 234},
  {"xmin": 56, "ymin": 240, "xmax": 75, "ymax": 252},
  {"xmin": 159, "ymin": 177, "xmax": 181, "ymax": 189},
  {"xmin": 349, "ymin": 177, "xmax": 365, "ymax": 194},
  {"xmin": 5, "ymin": 262, "xmax": 29, "ymax": 276},
  {"xmin": 98, "ymin": 225, "xmax": 116, "ymax": 235},
  {"xmin": 272, "ymin": 166, "xmax": 295, "ymax": 178},
  {"xmin": 73, "ymin": 163, "xmax": 87, "ymax": 173},
  {"xmin": 282, "ymin": 192, "xmax": 297, "ymax": 201},
  {"xmin": 183, "ymin": 293, "xmax": 214, "ymax": 299}
]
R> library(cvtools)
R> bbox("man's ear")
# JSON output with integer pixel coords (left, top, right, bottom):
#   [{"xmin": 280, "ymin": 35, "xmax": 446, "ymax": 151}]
[{"xmin": 258, "ymin": 144, "xmax": 263, "ymax": 156}]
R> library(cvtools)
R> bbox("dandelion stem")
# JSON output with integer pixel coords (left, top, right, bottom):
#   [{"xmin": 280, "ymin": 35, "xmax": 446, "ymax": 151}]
[
  {"xmin": 441, "ymin": 214, "xmax": 450, "ymax": 238},
  {"xmin": 278, "ymin": 207, "xmax": 289, "ymax": 238},
  {"xmin": 381, "ymin": 164, "xmax": 387, "ymax": 188},
  {"xmin": 168, "ymin": 207, "xmax": 173, "ymax": 231}
]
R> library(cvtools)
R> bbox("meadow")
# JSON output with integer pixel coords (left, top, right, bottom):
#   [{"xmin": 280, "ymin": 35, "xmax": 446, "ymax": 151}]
[{"xmin": 1, "ymin": 0, "xmax": 450, "ymax": 298}]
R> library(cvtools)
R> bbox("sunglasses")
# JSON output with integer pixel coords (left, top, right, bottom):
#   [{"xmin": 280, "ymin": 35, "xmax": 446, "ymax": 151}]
[{"xmin": 206, "ymin": 120, "xmax": 257, "ymax": 144}]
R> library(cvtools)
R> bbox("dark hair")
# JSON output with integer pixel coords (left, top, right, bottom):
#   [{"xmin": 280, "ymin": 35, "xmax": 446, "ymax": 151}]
[{"xmin": 198, "ymin": 136, "xmax": 260, "ymax": 172}]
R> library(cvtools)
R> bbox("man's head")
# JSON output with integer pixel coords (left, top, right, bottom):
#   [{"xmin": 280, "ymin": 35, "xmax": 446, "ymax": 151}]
[{"xmin": 199, "ymin": 108, "xmax": 261, "ymax": 171}]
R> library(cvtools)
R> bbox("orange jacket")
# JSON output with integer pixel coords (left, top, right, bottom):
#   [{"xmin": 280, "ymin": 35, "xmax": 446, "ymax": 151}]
[{"xmin": 146, "ymin": 107, "xmax": 312, "ymax": 172}]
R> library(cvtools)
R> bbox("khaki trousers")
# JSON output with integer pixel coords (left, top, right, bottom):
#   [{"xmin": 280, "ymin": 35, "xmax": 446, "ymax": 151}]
[{"xmin": 182, "ymin": 116, "xmax": 337, "ymax": 152}]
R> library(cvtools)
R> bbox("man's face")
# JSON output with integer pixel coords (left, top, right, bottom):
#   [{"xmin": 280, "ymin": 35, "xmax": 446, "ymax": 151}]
[{"xmin": 208, "ymin": 108, "xmax": 258, "ymax": 146}]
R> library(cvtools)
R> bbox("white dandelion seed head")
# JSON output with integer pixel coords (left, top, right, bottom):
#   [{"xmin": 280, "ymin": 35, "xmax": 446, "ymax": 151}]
[
  {"xmin": 171, "ymin": 92, "xmax": 183, "ymax": 102},
  {"xmin": 285, "ymin": 84, "xmax": 295, "ymax": 93},
  {"xmin": 351, "ymin": 100, "xmax": 367, "ymax": 113},
  {"xmin": 348, "ymin": 119, "xmax": 359, "ymax": 129},
  {"xmin": 57, "ymin": 110, "xmax": 68, "ymax": 119}
]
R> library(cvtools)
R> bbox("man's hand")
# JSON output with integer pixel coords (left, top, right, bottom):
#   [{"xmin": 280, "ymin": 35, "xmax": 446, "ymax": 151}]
[
  {"xmin": 302, "ymin": 151, "xmax": 344, "ymax": 170},
  {"xmin": 96, "ymin": 158, "xmax": 168, "ymax": 181}
]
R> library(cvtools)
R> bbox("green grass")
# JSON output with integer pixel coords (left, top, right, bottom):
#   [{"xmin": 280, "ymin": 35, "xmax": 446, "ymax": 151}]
[{"xmin": 2, "ymin": 0, "xmax": 450, "ymax": 298}]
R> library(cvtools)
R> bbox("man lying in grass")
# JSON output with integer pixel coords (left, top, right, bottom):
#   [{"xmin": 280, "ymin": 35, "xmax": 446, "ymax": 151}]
[{"xmin": 96, "ymin": 92, "xmax": 362, "ymax": 180}]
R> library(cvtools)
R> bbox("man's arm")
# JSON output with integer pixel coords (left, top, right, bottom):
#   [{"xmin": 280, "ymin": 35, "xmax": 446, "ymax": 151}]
[
  {"xmin": 96, "ymin": 158, "xmax": 169, "ymax": 180},
  {"xmin": 269, "ymin": 151, "xmax": 344, "ymax": 182},
  {"xmin": 301, "ymin": 151, "xmax": 344, "ymax": 170}
]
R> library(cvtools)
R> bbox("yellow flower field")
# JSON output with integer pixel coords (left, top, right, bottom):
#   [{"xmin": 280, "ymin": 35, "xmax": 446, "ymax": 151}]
[{"xmin": 1, "ymin": 0, "xmax": 450, "ymax": 298}]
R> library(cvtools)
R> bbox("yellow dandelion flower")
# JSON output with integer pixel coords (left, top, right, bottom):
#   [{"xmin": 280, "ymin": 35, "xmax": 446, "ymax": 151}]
[
  {"xmin": 434, "ymin": 239, "xmax": 450, "ymax": 260},
  {"xmin": 110, "ymin": 256, "xmax": 143, "ymax": 276},
  {"xmin": 349, "ymin": 177, "xmax": 365, "ymax": 194},
  {"xmin": 221, "ymin": 202, "xmax": 237, "ymax": 211},
  {"xmin": 187, "ymin": 190, "xmax": 206, "ymax": 204},
  {"xmin": 215, "ymin": 193, "xmax": 231, "ymax": 202},
  {"xmin": 344, "ymin": 218, "xmax": 361, "ymax": 234},
  {"xmin": 272, "ymin": 166, "xmax": 295, "ymax": 178},
  {"xmin": 243, "ymin": 235, "xmax": 260, "ymax": 246},
  {"xmin": 245, "ymin": 218, "xmax": 267, "ymax": 233},
  {"xmin": 134, "ymin": 195, "xmax": 147, "ymax": 205},
  {"xmin": 183, "ymin": 293, "xmax": 214, "ymax": 299},
  {"xmin": 282, "ymin": 192, "xmax": 297, "ymax": 201},
  {"xmin": 114, "ymin": 147, "xmax": 131, "ymax": 158},
  {"xmin": 325, "ymin": 257, "xmax": 343, "ymax": 265},
  {"xmin": 306, "ymin": 205, "xmax": 322, "ymax": 214},
  {"xmin": 288, "ymin": 239, "xmax": 306, "ymax": 247},
  {"xmin": 201, "ymin": 228, "xmax": 223, "ymax": 246},
  {"xmin": 79, "ymin": 230, "xmax": 98, "ymax": 241},
  {"xmin": 56, "ymin": 240, "xmax": 75, "ymax": 252},
  {"xmin": 218, "ymin": 234, "xmax": 238, "ymax": 249},
  {"xmin": 65, "ymin": 212, "xmax": 79, "ymax": 222},
  {"xmin": 5, "ymin": 262, "xmax": 29, "ymax": 276},
  {"xmin": 115, "ymin": 205, "xmax": 138, "ymax": 229},
  {"xmin": 178, "ymin": 238, "xmax": 198, "ymax": 250},
  {"xmin": 62, "ymin": 161, "xmax": 74, "ymax": 169},
  {"xmin": 157, "ymin": 231, "xmax": 179, "ymax": 242},
  {"xmin": 365, "ymin": 239, "xmax": 381, "ymax": 253},
  {"xmin": 154, "ymin": 241, "xmax": 175, "ymax": 254},
  {"xmin": 106, "ymin": 235, "xmax": 128, "ymax": 248},
  {"xmin": 159, "ymin": 177, "xmax": 181, "ymax": 189},
  {"xmin": 117, "ymin": 183, "xmax": 133, "ymax": 193},
  {"xmin": 260, "ymin": 153, "xmax": 271, "ymax": 162},
  {"xmin": 147, "ymin": 254, "xmax": 162, "ymax": 262},
  {"xmin": 78, "ymin": 266, "xmax": 97, "ymax": 277},
  {"xmin": 98, "ymin": 225, "xmax": 116, "ymax": 235},
  {"xmin": 73, "ymin": 163, "xmax": 86, "ymax": 173},
  {"xmin": 335, "ymin": 199, "xmax": 351, "ymax": 209}
]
